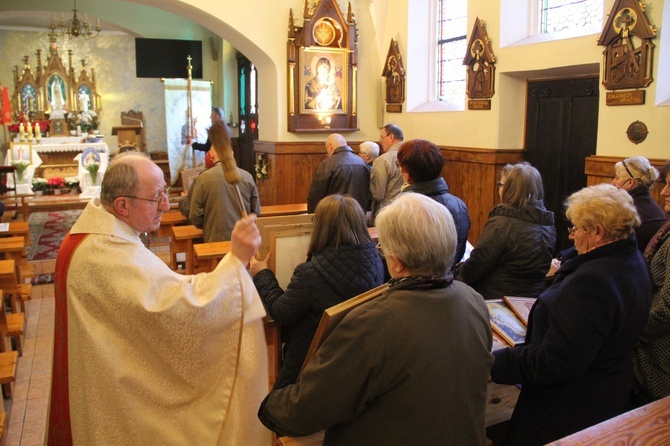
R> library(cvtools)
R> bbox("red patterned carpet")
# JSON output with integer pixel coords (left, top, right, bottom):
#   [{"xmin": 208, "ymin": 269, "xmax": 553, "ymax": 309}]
[{"xmin": 27, "ymin": 210, "xmax": 83, "ymax": 261}]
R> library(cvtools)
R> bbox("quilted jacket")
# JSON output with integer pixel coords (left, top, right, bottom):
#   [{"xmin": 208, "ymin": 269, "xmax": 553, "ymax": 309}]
[{"xmin": 253, "ymin": 242, "xmax": 385, "ymax": 389}]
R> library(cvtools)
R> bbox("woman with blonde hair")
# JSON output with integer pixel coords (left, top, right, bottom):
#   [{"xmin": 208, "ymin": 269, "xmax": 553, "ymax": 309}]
[
  {"xmin": 250, "ymin": 195, "xmax": 384, "ymax": 389},
  {"xmin": 456, "ymin": 162, "xmax": 556, "ymax": 300},
  {"xmin": 612, "ymin": 156, "xmax": 666, "ymax": 251},
  {"xmin": 492, "ymin": 183, "xmax": 652, "ymax": 445}
]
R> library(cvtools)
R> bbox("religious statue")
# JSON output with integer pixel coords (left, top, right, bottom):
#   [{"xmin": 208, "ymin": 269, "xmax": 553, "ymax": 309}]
[{"xmin": 50, "ymin": 76, "xmax": 67, "ymax": 119}]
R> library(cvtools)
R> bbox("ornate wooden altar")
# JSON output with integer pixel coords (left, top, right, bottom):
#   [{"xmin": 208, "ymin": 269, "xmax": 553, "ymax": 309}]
[{"xmin": 12, "ymin": 38, "xmax": 101, "ymax": 127}]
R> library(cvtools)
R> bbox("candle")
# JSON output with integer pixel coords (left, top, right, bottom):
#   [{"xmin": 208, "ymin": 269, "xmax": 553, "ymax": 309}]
[
  {"xmin": 26, "ymin": 122, "xmax": 32, "ymax": 138},
  {"xmin": 19, "ymin": 123, "xmax": 25, "ymax": 139},
  {"xmin": 35, "ymin": 123, "xmax": 41, "ymax": 142}
]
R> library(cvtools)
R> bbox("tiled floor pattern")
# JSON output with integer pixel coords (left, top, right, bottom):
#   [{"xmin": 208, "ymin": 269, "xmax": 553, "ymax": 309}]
[{"xmin": 5, "ymin": 259, "xmax": 55, "ymax": 446}]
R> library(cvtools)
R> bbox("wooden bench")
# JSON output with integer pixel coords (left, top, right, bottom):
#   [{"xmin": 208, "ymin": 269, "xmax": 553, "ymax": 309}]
[
  {"xmin": 171, "ymin": 225, "xmax": 204, "ymax": 274},
  {"xmin": 0, "ymin": 299, "xmax": 26, "ymax": 357},
  {"xmin": 193, "ymin": 241, "xmax": 233, "ymax": 273},
  {"xmin": 0, "ymin": 411, "xmax": 8, "ymax": 444},
  {"xmin": 0, "ymin": 351, "xmax": 19, "ymax": 399},
  {"xmin": 262, "ymin": 203, "xmax": 308, "ymax": 217},
  {"xmin": 0, "ymin": 260, "xmax": 31, "ymax": 314},
  {"xmin": 549, "ymin": 395, "xmax": 670, "ymax": 444},
  {"xmin": 157, "ymin": 210, "xmax": 188, "ymax": 238},
  {"xmin": 0, "ymin": 221, "xmax": 31, "ymax": 246}
]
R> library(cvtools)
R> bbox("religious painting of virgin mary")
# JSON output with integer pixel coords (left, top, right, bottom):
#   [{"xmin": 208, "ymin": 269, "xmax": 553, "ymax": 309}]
[{"xmin": 300, "ymin": 48, "xmax": 347, "ymax": 114}]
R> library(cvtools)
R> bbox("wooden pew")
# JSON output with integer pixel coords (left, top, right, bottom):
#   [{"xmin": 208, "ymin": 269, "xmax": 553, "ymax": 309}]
[
  {"xmin": 549, "ymin": 395, "xmax": 670, "ymax": 444},
  {"xmin": 171, "ymin": 225, "xmax": 204, "ymax": 274},
  {"xmin": 158, "ymin": 210, "xmax": 188, "ymax": 238},
  {"xmin": 193, "ymin": 241, "xmax": 232, "ymax": 273},
  {"xmin": 0, "ymin": 259, "xmax": 30, "ymax": 314},
  {"xmin": 0, "ymin": 221, "xmax": 31, "ymax": 246},
  {"xmin": 261, "ymin": 203, "xmax": 308, "ymax": 217}
]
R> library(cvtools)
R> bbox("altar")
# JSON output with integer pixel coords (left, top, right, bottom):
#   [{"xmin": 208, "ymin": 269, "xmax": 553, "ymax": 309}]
[{"xmin": 28, "ymin": 136, "xmax": 109, "ymax": 179}]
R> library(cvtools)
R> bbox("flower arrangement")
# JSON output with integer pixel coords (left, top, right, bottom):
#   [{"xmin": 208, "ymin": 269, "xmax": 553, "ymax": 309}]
[
  {"xmin": 12, "ymin": 161, "xmax": 29, "ymax": 182},
  {"xmin": 68, "ymin": 110, "xmax": 98, "ymax": 133},
  {"xmin": 47, "ymin": 177, "xmax": 65, "ymax": 190},
  {"xmin": 32, "ymin": 177, "xmax": 47, "ymax": 192},
  {"xmin": 86, "ymin": 161, "xmax": 100, "ymax": 184},
  {"xmin": 255, "ymin": 153, "xmax": 269, "ymax": 180},
  {"xmin": 65, "ymin": 176, "xmax": 80, "ymax": 190}
]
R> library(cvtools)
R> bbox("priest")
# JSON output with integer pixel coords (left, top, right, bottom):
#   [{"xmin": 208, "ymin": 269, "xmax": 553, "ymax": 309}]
[{"xmin": 49, "ymin": 152, "xmax": 270, "ymax": 445}]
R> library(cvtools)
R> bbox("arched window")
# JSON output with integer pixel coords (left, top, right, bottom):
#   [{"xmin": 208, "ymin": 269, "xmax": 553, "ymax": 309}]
[{"xmin": 540, "ymin": 0, "xmax": 603, "ymax": 34}]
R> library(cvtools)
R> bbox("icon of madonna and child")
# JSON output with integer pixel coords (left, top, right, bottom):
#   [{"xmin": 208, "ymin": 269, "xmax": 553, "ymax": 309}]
[{"xmin": 303, "ymin": 56, "xmax": 343, "ymax": 112}]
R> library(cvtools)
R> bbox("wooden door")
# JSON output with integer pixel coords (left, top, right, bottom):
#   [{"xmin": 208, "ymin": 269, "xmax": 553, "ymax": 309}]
[{"xmin": 524, "ymin": 77, "xmax": 599, "ymax": 253}]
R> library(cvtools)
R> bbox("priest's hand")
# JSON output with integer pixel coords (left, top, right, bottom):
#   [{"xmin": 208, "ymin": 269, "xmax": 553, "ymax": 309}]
[{"xmin": 231, "ymin": 214, "xmax": 260, "ymax": 266}]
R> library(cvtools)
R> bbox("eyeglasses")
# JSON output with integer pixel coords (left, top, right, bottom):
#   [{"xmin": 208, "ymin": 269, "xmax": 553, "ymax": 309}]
[
  {"xmin": 567, "ymin": 226, "xmax": 585, "ymax": 236},
  {"xmin": 121, "ymin": 186, "xmax": 170, "ymax": 207},
  {"xmin": 496, "ymin": 181, "xmax": 504, "ymax": 189},
  {"xmin": 376, "ymin": 242, "xmax": 385, "ymax": 258}
]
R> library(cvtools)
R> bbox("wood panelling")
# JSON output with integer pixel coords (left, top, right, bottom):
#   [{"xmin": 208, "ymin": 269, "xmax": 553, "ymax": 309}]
[
  {"xmin": 255, "ymin": 141, "xmax": 524, "ymax": 245},
  {"xmin": 441, "ymin": 148, "xmax": 524, "ymax": 245},
  {"xmin": 585, "ymin": 155, "xmax": 667, "ymax": 208}
]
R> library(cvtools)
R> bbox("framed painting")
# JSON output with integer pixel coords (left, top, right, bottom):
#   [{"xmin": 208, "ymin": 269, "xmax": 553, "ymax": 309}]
[
  {"xmin": 9, "ymin": 142, "xmax": 32, "ymax": 164},
  {"xmin": 486, "ymin": 300, "xmax": 527, "ymax": 347},
  {"xmin": 269, "ymin": 227, "xmax": 312, "ymax": 290},
  {"xmin": 502, "ymin": 296, "xmax": 537, "ymax": 326},
  {"xmin": 256, "ymin": 213, "xmax": 314, "ymax": 259},
  {"xmin": 300, "ymin": 48, "xmax": 348, "ymax": 114}
]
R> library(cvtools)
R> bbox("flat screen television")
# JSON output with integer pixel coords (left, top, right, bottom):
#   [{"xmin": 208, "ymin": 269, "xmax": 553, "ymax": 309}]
[{"xmin": 135, "ymin": 38, "xmax": 203, "ymax": 79}]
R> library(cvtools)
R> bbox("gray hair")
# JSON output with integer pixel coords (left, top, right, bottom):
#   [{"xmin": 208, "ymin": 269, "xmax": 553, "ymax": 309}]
[
  {"xmin": 614, "ymin": 156, "xmax": 659, "ymax": 187},
  {"xmin": 359, "ymin": 141, "xmax": 380, "ymax": 161},
  {"xmin": 376, "ymin": 193, "xmax": 457, "ymax": 275},
  {"xmin": 383, "ymin": 123, "xmax": 404, "ymax": 141},
  {"xmin": 500, "ymin": 162, "xmax": 545, "ymax": 208},
  {"xmin": 565, "ymin": 183, "xmax": 641, "ymax": 241},
  {"xmin": 100, "ymin": 152, "xmax": 150, "ymax": 206},
  {"xmin": 212, "ymin": 107, "xmax": 224, "ymax": 119}
]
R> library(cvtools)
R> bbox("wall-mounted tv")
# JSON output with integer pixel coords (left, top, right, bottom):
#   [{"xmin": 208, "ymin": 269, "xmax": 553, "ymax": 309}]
[{"xmin": 135, "ymin": 38, "xmax": 203, "ymax": 79}]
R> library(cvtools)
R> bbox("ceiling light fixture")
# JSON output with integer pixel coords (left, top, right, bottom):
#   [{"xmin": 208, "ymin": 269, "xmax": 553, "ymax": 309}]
[{"xmin": 49, "ymin": 0, "xmax": 101, "ymax": 40}]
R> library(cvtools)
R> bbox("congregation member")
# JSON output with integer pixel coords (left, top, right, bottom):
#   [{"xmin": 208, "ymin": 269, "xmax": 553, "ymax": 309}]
[
  {"xmin": 357, "ymin": 140, "xmax": 379, "ymax": 167},
  {"xmin": 259, "ymin": 193, "xmax": 493, "ymax": 445},
  {"xmin": 491, "ymin": 183, "xmax": 652, "ymax": 446},
  {"xmin": 307, "ymin": 133, "xmax": 370, "ymax": 213},
  {"xmin": 633, "ymin": 160, "xmax": 670, "ymax": 405},
  {"xmin": 189, "ymin": 126, "xmax": 260, "ymax": 242},
  {"xmin": 177, "ymin": 148, "xmax": 215, "ymax": 220},
  {"xmin": 611, "ymin": 156, "xmax": 666, "ymax": 252},
  {"xmin": 190, "ymin": 106, "xmax": 224, "ymax": 152},
  {"xmin": 456, "ymin": 162, "xmax": 556, "ymax": 300},
  {"xmin": 49, "ymin": 152, "xmax": 270, "ymax": 445},
  {"xmin": 369, "ymin": 123, "xmax": 404, "ymax": 224},
  {"xmin": 250, "ymin": 195, "xmax": 384, "ymax": 389},
  {"xmin": 396, "ymin": 138, "xmax": 471, "ymax": 264}
]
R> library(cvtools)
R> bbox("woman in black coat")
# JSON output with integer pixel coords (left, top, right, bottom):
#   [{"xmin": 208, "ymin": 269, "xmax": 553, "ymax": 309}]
[
  {"xmin": 491, "ymin": 184, "xmax": 652, "ymax": 445},
  {"xmin": 456, "ymin": 162, "xmax": 556, "ymax": 300},
  {"xmin": 250, "ymin": 195, "xmax": 384, "ymax": 389},
  {"xmin": 611, "ymin": 156, "xmax": 666, "ymax": 252}
]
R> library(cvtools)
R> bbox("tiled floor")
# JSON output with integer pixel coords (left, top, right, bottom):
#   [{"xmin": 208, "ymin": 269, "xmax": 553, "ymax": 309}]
[{"xmin": 5, "ymin": 259, "xmax": 55, "ymax": 446}]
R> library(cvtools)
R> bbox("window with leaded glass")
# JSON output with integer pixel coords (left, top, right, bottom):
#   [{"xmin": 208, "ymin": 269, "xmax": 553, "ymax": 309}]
[
  {"xmin": 437, "ymin": 0, "xmax": 467, "ymax": 103},
  {"xmin": 540, "ymin": 0, "xmax": 603, "ymax": 34}
]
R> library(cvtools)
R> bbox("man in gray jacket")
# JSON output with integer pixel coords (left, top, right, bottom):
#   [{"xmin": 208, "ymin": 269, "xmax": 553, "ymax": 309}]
[{"xmin": 369, "ymin": 123, "xmax": 404, "ymax": 224}]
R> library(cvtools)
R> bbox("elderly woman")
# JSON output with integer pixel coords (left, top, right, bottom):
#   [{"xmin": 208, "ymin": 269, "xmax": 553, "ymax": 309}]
[
  {"xmin": 633, "ymin": 160, "xmax": 670, "ymax": 405},
  {"xmin": 491, "ymin": 184, "xmax": 652, "ymax": 446},
  {"xmin": 611, "ymin": 156, "xmax": 666, "ymax": 251},
  {"xmin": 250, "ymin": 195, "xmax": 384, "ymax": 389},
  {"xmin": 456, "ymin": 162, "xmax": 556, "ymax": 299},
  {"xmin": 258, "ymin": 193, "xmax": 493, "ymax": 445},
  {"xmin": 397, "ymin": 139, "xmax": 471, "ymax": 264}
]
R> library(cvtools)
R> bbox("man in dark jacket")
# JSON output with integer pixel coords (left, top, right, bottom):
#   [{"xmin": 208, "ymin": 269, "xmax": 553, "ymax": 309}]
[
  {"xmin": 307, "ymin": 133, "xmax": 370, "ymax": 212},
  {"xmin": 397, "ymin": 139, "xmax": 471, "ymax": 264}
]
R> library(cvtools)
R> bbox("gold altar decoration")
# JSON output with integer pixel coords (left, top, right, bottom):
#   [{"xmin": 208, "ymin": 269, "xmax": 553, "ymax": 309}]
[
  {"xmin": 287, "ymin": 0, "xmax": 359, "ymax": 132},
  {"xmin": 598, "ymin": 0, "xmax": 656, "ymax": 92},
  {"xmin": 12, "ymin": 38, "xmax": 101, "ymax": 131}
]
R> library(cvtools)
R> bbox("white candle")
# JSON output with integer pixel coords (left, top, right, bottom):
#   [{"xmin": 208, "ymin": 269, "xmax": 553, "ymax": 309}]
[
  {"xmin": 35, "ymin": 123, "xmax": 41, "ymax": 142},
  {"xmin": 19, "ymin": 123, "xmax": 25, "ymax": 138}
]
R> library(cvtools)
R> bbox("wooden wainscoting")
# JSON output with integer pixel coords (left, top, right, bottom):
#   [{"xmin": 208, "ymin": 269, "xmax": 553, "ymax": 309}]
[
  {"xmin": 254, "ymin": 140, "xmax": 524, "ymax": 246},
  {"xmin": 585, "ymin": 155, "xmax": 667, "ymax": 208},
  {"xmin": 441, "ymin": 148, "xmax": 524, "ymax": 245}
]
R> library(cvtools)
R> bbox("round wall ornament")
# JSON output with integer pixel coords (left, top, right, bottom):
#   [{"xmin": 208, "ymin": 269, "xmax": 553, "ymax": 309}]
[{"xmin": 626, "ymin": 120, "xmax": 648, "ymax": 144}]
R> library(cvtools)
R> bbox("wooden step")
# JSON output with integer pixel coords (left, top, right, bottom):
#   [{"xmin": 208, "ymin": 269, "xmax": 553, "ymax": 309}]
[{"xmin": 0, "ymin": 351, "xmax": 19, "ymax": 399}]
